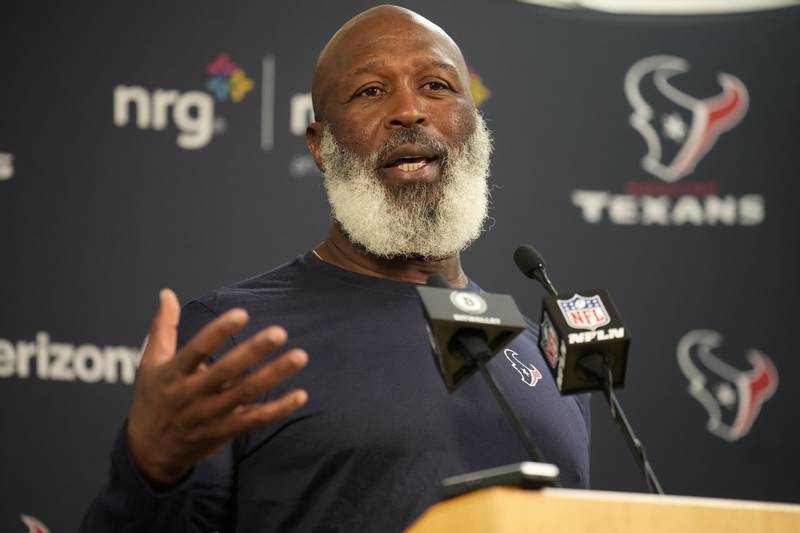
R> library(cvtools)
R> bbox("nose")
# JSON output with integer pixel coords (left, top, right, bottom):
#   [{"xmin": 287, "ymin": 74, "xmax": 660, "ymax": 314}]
[{"xmin": 384, "ymin": 86, "xmax": 428, "ymax": 129}]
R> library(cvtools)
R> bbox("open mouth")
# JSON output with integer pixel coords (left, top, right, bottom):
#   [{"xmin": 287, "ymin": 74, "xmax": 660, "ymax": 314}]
[
  {"xmin": 378, "ymin": 143, "xmax": 443, "ymax": 183},
  {"xmin": 381, "ymin": 143, "xmax": 441, "ymax": 169},
  {"xmin": 385, "ymin": 156, "xmax": 438, "ymax": 172}
]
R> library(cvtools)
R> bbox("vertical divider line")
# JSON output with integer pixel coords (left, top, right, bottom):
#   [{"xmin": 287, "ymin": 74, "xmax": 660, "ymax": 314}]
[{"xmin": 261, "ymin": 55, "xmax": 275, "ymax": 151}]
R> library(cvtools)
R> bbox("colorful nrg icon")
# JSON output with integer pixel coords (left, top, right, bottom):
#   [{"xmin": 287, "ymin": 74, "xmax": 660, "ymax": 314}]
[
  {"xmin": 468, "ymin": 67, "xmax": 491, "ymax": 107},
  {"xmin": 206, "ymin": 53, "xmax": 254, "ymax": 103}
]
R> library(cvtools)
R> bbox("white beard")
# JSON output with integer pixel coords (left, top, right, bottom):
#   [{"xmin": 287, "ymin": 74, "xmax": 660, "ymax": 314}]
[{"xmin": 319, "ymin": 111, "xmax": 493, "ymax": 259}]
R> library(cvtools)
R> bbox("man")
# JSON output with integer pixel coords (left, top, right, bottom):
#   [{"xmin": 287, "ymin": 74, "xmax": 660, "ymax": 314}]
[{"xmin": 81, "ymin": 5, "xmax": 589, "ymax": 532}]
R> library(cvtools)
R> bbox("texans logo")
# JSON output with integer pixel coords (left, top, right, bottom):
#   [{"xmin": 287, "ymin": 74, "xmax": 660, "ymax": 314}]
[
  {"xmin": 20, "ymin": 515, "xmax": 50, "ymax": 533},
  {"xmin": 504, "ymin": 348, "xmax": 542, "ymax": 387},
  {"xmin": 677, "ymin": 329, "xmax": 777, "ymax": 441},
  {"xmin": 625, "ymin": 55, "xmax": 748, "ymax": 182}
]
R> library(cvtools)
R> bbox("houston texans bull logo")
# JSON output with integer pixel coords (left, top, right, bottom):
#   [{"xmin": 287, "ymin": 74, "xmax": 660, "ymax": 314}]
[
  {"xmin": 625, "ymin": 55, "xmax": 749, "ymax": 182},
  {"xmin": 20, "ymin": 514, "xmax": 50, "ymax": 533},
  {"xmin": 677, "ymin": 329, "xmax": 777, "ymax": 442},
  {"xmin": 504, "ymin": 348, "xmax": 542, "ymax": 387}
]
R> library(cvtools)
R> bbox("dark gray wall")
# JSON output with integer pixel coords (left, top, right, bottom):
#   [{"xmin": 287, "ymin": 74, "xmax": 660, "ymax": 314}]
[{"xmin": 1, "ymin": 1, "xmax": 798, "ymax": 530}]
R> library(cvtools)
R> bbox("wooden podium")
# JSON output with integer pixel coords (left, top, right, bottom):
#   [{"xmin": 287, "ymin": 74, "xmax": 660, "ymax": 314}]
[{"xmin": 405, "ymin": 487, "xmax": 800, "ymax": 533}]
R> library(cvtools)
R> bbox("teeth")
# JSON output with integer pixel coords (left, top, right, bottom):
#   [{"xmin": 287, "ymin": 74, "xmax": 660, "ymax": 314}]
[{"xmin": 398, "ymin": 161, "xmax": 426, "ymax": 172}]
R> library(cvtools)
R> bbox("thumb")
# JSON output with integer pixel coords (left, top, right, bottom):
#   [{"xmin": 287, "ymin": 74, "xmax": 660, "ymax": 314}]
[{"xmin": 141, "ymin": 288, "xmax": 181, "ymax": 367}]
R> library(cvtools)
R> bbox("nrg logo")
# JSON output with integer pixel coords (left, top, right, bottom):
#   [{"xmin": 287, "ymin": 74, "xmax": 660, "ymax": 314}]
[{"xmin": 113, "ymin": 53, "xmax": 253, "ymax": 150}]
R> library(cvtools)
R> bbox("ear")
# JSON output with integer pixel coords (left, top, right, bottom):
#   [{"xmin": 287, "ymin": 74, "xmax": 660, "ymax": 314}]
[{"xmin": 306, "ymin": 122, "xmax": 324, "ymax": 171}]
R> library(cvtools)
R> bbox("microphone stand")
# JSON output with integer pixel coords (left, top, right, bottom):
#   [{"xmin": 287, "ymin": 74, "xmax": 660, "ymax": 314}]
[
  {"xmin": 578, "ymin": 353, "xmax": 664, "ymax": 495},
  {"xmin": 515, "ymin": 247, "xmax": 664, "ymax": 495},
  {"xmin": 451, "ymin": 334, "xmax": 561, "ymax": 487}
]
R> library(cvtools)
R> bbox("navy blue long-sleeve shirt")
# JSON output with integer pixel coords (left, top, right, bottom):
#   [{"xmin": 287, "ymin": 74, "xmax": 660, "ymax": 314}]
[{"xmin": 81, "ymin": 252, "xmax": 590, "ymax": 532}]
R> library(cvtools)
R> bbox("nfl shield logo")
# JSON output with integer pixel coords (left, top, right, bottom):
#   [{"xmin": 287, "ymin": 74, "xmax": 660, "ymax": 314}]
[{"xmin": 558, "ymin": 294, "xmax": 610, "ymax": 331}]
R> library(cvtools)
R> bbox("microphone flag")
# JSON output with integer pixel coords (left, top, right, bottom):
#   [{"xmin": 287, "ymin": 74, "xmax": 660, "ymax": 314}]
[
  {"xmin": 417, "ymin": 286, "xmax": 527, "ymax": 392},
  {"xmin": 540, "ymin": 289, "xmax": 631, "ymax": 394}
]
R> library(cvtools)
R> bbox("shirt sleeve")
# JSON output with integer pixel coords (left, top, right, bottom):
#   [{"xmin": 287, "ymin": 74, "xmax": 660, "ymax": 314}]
[{"xmin": 79, "ymin": 299, "xmax": 236, "ymax": 533}]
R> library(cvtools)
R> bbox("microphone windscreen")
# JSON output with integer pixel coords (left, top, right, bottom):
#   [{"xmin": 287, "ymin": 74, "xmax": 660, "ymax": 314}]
[
  {"xmin": 513, "ymin": 245, "xmax": 546, "ymax": 279},
  {"xmin": 426, "ymin": 273, "xmax": 452, "ymax": 288}
]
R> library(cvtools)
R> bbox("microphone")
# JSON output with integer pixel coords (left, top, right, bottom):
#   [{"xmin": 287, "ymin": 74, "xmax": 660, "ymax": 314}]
[
  {"xmin": 513, "ymin": 244, "xmax": 663, "ymax": 494},
  {"xmin": 515, "ymin": 246, "xmax": 630, "ymax": 395},
  {"xmin": 513, "ymin": 245, "xmax": 557, "ymax": 297},
  {"xmin": 416, "ymin": 274, "xmax": 558, "ymax": 478},
  {"xmin": 417, "ymin": 274, "xmax": 526, "ymax": 392}
]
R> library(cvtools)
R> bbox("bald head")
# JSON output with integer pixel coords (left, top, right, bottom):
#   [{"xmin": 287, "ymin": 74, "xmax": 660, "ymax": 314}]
[{"xmin": 311, "ymin": 5, "xmax": 471, "ymax": 121}]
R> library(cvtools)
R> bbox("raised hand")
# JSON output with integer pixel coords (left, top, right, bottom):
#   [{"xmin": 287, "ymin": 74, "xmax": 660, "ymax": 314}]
[{"xmin": 126, "ymin": 289, "xmax": 308, "ymax": 484}]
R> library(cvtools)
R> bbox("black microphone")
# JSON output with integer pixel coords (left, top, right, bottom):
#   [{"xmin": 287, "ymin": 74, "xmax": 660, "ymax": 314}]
[
  {"xmin": 513, "ymin": 245, "xmax": 557, "ymax": 297},
  {"xmin": 418, "ymin": 274, "xmax": 526, "ymax": 392},
  {"xmin": 424, "ymin": 273, "xmax": 493, "ymax": 376},
  {"xmin": 513, "ymin": 244, "xmax": 664, "ymax": 494},
  {"xmin": 516, "ymin": 247, "xmax": 631, "ymax": 394},
  {"xmin": 515, "ymin": 245, "xmax": 630, "ymax": 394},
  {"xmin": 417, "ymin": 274, "xmax": 558, "ymax": 479}
]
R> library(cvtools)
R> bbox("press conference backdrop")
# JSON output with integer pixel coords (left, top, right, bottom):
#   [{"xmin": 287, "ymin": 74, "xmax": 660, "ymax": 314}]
[{"xmin": 1, "ymin": 1, "xmax": 798, "ymax": 530}]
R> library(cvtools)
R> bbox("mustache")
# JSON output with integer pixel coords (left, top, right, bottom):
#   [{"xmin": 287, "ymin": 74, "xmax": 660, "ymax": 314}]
[{"xmin": 372, "ymin": 128, "xmax": 450, "ymax": 169}]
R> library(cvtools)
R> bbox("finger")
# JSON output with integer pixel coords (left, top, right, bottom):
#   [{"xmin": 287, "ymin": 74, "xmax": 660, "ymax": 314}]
[
  {"xmin": 205, "ymin": 348, "xmax": 308, "ymax": 415},
  {"xmin": 193, "ymin": 326, "xmax": 288, "ymax": 393},
  {"xmin": 141, "ymin": 289, "xmax": 181, "ymax": 367},
  {"xmin": 222, "ymin": 389, "xmax": 308, "ymax": 439},
  {"xmin": 172, "ymin": 308, "xmax": 250, "ymax": 374}
]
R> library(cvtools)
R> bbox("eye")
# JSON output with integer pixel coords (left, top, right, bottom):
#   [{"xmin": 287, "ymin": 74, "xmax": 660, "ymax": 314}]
[
  {"xmin": 356, "ymin": 86, "xmax": 385, "ymax": 98},
  {"xmin": 423, "ymin": 81, "xmax": 450, "ymax": 91}
]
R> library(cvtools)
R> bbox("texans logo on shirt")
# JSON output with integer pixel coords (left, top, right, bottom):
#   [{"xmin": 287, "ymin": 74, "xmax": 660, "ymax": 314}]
[
  {"xmin": 20, "ymin": 514, "xmax": 50, "ymax": 533},
  {"xmin": 504, "ymin": 348, "xmax": 542, "ymax": 387}
]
